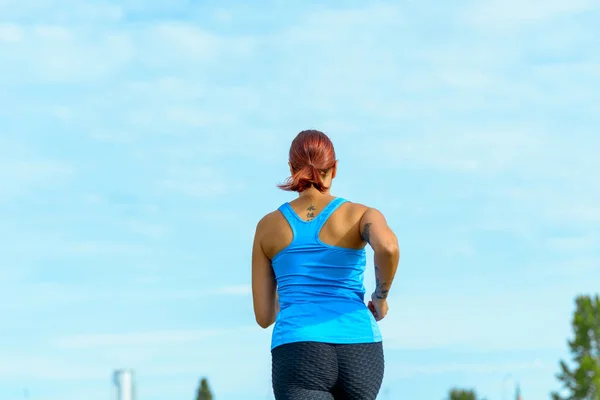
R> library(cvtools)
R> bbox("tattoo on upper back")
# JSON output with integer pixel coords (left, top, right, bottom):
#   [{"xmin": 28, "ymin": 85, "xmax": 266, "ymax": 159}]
[
  {"xmin": 306, "ymin": 205, "xmax": 316, "ymax": 221},
  {"xmin": 361, "ymin": 222, "xmax": 372, "ymax": 243}
]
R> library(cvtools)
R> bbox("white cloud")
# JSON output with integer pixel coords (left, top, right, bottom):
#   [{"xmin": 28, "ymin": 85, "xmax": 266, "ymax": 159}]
[
  {"xmin": 9, "ymin": 160, "xmax": 73, "ymax": 179},
  {"xmin": 88, "ymin": 131, "xmax": 139, "ymax": 144},
  {"xmin": 0, "ymin": 19, "xmax": 255, "ymax": 85},
  {"xmin": 63, "ymin": 240, "xmax": 148, "ymax": 255},
  {"xmin": 466, "ymin": 0, "xmax": 597, "ymax": 27},
  {"xmin": 0, "ymin": 356, "xmax": 105, "ymax": 380},
  {"xmin": 124, "ymin": 76, "xmax": 203, "ymax": 100},
  {"xmin": 148, "ymin": 23, "xmax": 224, "ymax": 61},
  {"xmin": 124, "ymin": 219, "xmax": 166, "ymax": 238},
  {"xmin": 73, "ymin": 3, "xmax": 124, "ymax": 21},
  {"xmin": 0, "ymin": 281, "xmax": 254, "ymax": 315},
  {"xmin": 213, "ymin": 284, "xmax": 252, "ymax": 296},
  {"xmin": 547, "ymin": 235, "xmax": 599, "ymax": 252},
  {"xmin": 52, "ymin": 105, "xmax": 73, "ymax": 121},
  {"xmin": 0, "ymin": 283, "xmax": 103, "ymax": 313},
  {"xmin": 385, "ymin": 359, "xmax": 548, "ymax": 379},
  {"xmin": 0, "ymin": 23, "xmax": 22, "ymax": 42},
  {"xmin": 364, "ymin": 131, "xmax": 547, "ymax": 173},
  {"xmin": 158, "ymin": 178, "xmax": 231, "ymax": 199},
  {"xmin": 0, "ymin": 159, "xmax": 74, "ymax": 201},
  {"xmin": 52, "ymin": 326, "xmax": 254, "ymax": 349},
  {"xmin": 0, "ymin": 0, "xmax": 123, "ymax": 22},
  {"xmin": 214, "ymin": 9, "xmax": 233, "ymax": 23},
  {"xmin": 285, "ymin": 3, "xmax": 404, "ymax": 39},
  {"xmin": 538, "ymin": 258, "xmax": 600, "ymax": 279},
  {"xmin": 155, "ymin": 166, "xmax": 246, "ymax": 198},
  {"xmin": 0, "ymin": 25, "xmax": 133, "ymax": 83},
  {"xmin": 166, "ymin": 106, "xmax": 241, "ymax": 127},
  {"xmin": 380, "ymin": 286, "xmax": 577, "ymax": 352},
  {"xmin": 137, "ymin": 22, "xmax": 255, "ymax": 71},
  {"xmin": 348, "ymin": 126, "xmax": 599, "ymax": 236},
  {"xmin": 82, "ymin": 193, "xmax": 105, "ymax": 205},
  {"xmin": 546, "ymin": 205, "xmax": 600, "ymax": 224}
]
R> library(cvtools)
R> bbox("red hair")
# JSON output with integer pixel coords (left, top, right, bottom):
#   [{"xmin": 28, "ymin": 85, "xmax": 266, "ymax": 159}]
[{"xmin": 278, "ymin": 130, "xmax": 337, "ymax": 193}]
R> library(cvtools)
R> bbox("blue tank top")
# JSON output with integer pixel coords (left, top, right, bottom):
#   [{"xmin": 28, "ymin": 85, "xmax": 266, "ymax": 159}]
[{"xmin": 270, "ymin": 197, "xmax": 382, "ymax": 350}]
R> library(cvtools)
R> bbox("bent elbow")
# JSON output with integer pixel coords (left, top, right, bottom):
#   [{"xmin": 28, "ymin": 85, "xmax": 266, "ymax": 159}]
[
  {"xmin": 257, "ymin": 321, "xmax": 272, "ymax": 329},
  {"xmin": 386, "ymin": 241, "xmax": 400, "ymax": 257},
  {"xmin": 255, "ymin": 315, "xmax": 274, "ymax": 329},
  {"xmin": 376, "ymin": 239, "xmax": 399, "ymax": 257}
]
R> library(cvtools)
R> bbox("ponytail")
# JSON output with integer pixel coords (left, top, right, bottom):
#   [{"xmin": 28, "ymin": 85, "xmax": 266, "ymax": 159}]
[{"xmin": 277, "ymin": 164, "xmax": 329, "ymax": 193}]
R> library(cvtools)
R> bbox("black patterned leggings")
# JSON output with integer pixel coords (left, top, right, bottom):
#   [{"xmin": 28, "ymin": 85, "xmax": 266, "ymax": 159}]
[{"xmin": 271, "ymin": 341, "xmax": 384, "ymax": 400}]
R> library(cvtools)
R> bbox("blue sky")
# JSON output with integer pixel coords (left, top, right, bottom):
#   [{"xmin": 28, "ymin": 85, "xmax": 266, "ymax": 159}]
[{"xmin": 1, "ymin": 0, "xmax": 599, "ymax": 399}]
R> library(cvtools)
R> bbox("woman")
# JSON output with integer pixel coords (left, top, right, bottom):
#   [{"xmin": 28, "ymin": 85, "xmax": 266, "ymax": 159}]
[{"xmin": 252, "ymin": 130, "xmax": 400, "ymax": 400}]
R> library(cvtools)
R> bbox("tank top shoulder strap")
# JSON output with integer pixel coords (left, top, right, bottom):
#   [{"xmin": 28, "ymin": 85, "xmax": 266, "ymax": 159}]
[
  {"xmin": 277, "ymin": 202, "xmax": 298, "ymax": 236},
  {"xmin": 313, "ymin": 197, "xmax": 348, "ymax": 229}
]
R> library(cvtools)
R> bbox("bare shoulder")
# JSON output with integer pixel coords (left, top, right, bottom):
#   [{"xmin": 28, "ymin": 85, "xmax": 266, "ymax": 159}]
[
  {"xmin": 256, "ymin": 210, "xmax": 281, "ymax": 230},
  {"xmin": 331, "ymin": 201, "xmax": 370, "ymax": 228},
  {"xmin": 255, "ymin": 209, "xmax": 288, "ymax": 238},
  {"xmin": 344, "ymin": 201, "xmax": 371, "ymax": 218},
  {"xmin": 255, "ymin": 208, "xmax": 293, "ymax": 258},
  {"xmin": 345, "ymin": 202, "xmax": 389, "ymax": 227}
]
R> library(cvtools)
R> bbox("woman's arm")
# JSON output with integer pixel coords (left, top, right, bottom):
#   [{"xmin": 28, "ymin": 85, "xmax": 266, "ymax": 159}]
[
  {"xmin": 251, "ymin": 218, "xmax": 279, "ymax": 329},
  {"xmin": 359, "ymin": 208, "xmax": 400, "ymax": 300}
]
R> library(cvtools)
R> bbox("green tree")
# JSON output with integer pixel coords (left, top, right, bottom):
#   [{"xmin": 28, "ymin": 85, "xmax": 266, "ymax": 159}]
[
  {"xmin": 448, "ymin": 388, "xmax": 478, "ymax": 400},
  {"xmin": 552, "ymin": 294, "xmax": 600, "ymax": 400},
  {"xmin": 196, "ymin": 377, "xmax": 213, "ymax": 400}
]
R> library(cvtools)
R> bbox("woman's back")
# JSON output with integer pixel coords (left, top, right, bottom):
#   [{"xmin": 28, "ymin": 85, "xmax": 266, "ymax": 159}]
[
  {"xmin": 261, "ymin": 194, "xmax": 367, "ymax": 259},
  {"xmin": 263, "ymin": 196, "xmax": 381, "ymax": 349}
]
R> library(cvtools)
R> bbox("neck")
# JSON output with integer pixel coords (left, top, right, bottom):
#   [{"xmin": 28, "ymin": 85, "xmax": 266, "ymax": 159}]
[{"xmin": 298, "ymin": 186, "xmax": 330, "ymax": 198}]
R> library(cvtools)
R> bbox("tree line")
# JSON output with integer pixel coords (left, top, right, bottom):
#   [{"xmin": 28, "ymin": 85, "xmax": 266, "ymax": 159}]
[{"xmin": 448, "ymin": 294, "xmax": 600, "ymax": 400}]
